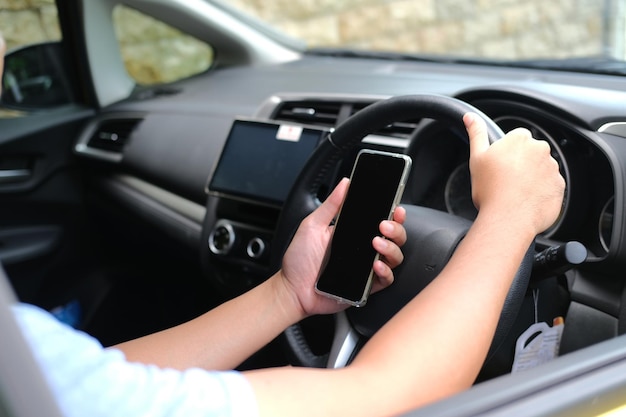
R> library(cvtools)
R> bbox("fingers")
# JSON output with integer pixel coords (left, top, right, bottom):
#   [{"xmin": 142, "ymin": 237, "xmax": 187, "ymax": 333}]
[
  {"xmin": 375, "ymin": 205, "xmax": 407, "ymax": 269},
  {"xmin": 464, "ymin": 112, "xmax": 490, "ymax": 156},
  {"xmin": 392, "ymin": 205, "xmax": 406, "ymax": 225},
  {"xmin": 306, "ymin": 178, "xmax": 349, "ymax": 227},
  {"xmin": 507, "ymin": 126, "xmax": 532, "ymax": 139},
  {"xmin": 464, "ymin": 110, "xmax": 565, "ymax": 234},
  {"xmin": 371, "ymin": 259, "xmax": 394, "ymax": 291},
  {"xmin": 380, "ymin": 208, "xmax": 407, "ymax": 248},
  {"xmin": 370, "ymin": 206, "xmax": 407, "ymax": 292},
  {"xmin": 373, "ymin": 236, "xmax": 403, "ymax": 269},
  {"xmin": 371, "ymin": 239, "xmax": 402, "ymax": 291}
]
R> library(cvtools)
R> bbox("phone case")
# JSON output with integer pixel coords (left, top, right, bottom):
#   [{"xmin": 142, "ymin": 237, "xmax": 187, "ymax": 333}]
[{"xmin": 315, "ymin": 149, "xmax": 411, "ymax": 307}]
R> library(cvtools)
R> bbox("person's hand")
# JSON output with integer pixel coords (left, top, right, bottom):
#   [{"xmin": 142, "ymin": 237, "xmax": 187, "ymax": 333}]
[
  {"xmin": 464, "ymin": 112, "xmax": 565, "ymax": 235},
  {"xmin": 276, "ymin": 178, "xmax": 407, "ymax": 318}
]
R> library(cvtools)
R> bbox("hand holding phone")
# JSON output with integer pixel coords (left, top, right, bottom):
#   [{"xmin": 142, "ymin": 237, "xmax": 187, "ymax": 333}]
[{"xmin": 315, "ymin": 149, "xmax": 412, "ymax": 307}]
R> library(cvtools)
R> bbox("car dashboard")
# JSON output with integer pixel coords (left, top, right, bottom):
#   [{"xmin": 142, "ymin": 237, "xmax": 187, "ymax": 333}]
[{"xmin": 73, "ymin": 54, "xmax": 626, "ymax": 370}]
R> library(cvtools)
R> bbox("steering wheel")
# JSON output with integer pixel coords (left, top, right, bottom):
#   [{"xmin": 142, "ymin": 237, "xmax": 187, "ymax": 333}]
[{"xmin": 271, "ymin": 94, "xmax": 534, "ymax": 368}]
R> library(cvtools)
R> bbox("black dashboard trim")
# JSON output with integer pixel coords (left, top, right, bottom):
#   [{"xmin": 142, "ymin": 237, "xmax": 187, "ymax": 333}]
[{"xmin": 98, "ymin": 175, "xmax": 205, "ymax": 249}]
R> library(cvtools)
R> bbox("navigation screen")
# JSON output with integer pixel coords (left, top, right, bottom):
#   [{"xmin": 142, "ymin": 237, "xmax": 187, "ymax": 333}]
[{"xmin": 209, "ymin": 119, "xmax": 327, "ymax": 206}]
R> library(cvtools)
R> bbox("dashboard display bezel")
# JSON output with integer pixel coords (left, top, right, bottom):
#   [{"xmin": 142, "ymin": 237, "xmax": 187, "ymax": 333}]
[{"xmin": 207, "ymin": 118, "xmax": 329, "ymax": 207}]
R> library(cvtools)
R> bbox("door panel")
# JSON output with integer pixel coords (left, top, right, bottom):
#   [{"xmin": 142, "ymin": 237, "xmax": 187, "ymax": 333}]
[{"xmin": 0, "ymin": 108, "xmax": 94, "ymax": 305}]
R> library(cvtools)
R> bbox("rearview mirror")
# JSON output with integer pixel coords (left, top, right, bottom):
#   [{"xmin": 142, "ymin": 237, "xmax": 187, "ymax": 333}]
[{"xmin": 1, "ymin": 42, "xmax": 75, "ymax": 110}]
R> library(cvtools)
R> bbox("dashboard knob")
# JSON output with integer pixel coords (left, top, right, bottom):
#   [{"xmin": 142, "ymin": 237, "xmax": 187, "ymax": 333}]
[
  {"xmin": 246, "ymin": 237, "xmax": 266, "ymax": 259},
  {"xmin": 208, "ymin": 221, "xmax": 235, "ymax": 255}
]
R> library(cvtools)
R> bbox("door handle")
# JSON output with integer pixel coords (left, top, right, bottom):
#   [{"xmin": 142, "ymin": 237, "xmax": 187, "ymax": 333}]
[
  {"xmin": 0, "ymin": 168, "xmax": 32, "ymax": 184},
  {"xmin": 0, "ymin": 226, "xmax": 60, "ymax": 265}
]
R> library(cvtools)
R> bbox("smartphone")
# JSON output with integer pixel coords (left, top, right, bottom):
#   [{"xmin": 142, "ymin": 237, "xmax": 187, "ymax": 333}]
[{"xmin": 315, "ymin": 149, "xmax": 412, "ymax": 307}]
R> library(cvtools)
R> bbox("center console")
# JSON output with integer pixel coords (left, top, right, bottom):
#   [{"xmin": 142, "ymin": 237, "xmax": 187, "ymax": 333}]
[{"xmin": 200, "ymin": 118, "xmax": 329, "ymax": 296}]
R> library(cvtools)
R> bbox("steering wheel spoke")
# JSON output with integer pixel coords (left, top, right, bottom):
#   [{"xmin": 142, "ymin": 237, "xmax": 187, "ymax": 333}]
[{"xmin": 327, "ymin": 311, "xmax": 361, "ymax": 368}]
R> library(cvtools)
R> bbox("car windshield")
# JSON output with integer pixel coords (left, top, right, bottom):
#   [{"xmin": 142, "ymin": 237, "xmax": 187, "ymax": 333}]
[{"xmin": 225, "ymin": 0, "xmax": 626, "ymax": 75}]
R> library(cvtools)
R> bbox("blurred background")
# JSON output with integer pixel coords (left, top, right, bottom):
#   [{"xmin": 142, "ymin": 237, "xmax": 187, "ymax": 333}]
[{"xmin": 1, "ymin": 0, "xmax": 624, "ymax": 85}]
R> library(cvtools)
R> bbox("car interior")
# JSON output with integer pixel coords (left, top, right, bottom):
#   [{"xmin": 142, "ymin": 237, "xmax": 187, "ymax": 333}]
[{"xmin": 2, "ymin": 0, "xmax": 626, "ymax": 415}]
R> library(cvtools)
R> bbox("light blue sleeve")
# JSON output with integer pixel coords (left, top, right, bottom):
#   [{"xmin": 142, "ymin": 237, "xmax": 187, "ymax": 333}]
[{"xmin": 12, "ymin": 303, "xmax": 259, "ymax": 417}]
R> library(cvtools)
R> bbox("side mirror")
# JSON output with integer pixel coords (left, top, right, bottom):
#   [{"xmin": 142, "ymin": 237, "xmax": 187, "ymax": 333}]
[{"xmin": 1, "ymin": 42, "xmax": 75, "ymax": 110}]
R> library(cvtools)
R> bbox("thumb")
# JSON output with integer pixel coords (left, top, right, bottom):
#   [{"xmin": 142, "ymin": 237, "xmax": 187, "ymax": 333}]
[
  {"xmin": 313, "ymin": 177, "xmax": 349, "ymax": 226},
  {"xmin": 464, "ymin": 112, "xmax": 490, "ymax": 156}
]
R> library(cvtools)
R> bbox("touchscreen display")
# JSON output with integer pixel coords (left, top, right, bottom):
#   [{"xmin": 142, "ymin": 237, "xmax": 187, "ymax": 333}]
[{"xmin": 209, "ymin": 119, "xmax": 327, "ymax": 205}]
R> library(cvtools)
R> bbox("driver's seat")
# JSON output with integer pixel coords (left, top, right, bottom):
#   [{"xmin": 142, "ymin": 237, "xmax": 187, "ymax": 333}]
[{"xmin": 0, "ymin": 263, "xmax": 65, "ymax": 417}]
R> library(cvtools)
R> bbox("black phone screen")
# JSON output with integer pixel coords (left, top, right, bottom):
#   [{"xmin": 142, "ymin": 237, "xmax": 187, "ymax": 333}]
[{"xmin": 315, "ymin": 150, "xmax": 411, "ymax": 306}]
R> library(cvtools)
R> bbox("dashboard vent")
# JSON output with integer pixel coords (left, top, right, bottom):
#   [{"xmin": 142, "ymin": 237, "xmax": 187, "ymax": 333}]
[
  {"xmin": 87, "ymin": 118, "xmax": 142, "ymax": 153},
  {"xmin": 273, "ymin": 101, "xmax": 343, "ymax": 127},
  {"xmin": 273, "ymin": 99, "xmax": 420, "ymax": 141}
]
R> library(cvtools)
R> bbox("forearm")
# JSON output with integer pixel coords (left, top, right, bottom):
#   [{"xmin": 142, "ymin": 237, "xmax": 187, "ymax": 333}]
[
  {"xmin": 246, "ymin": 210, "xmax": 536, "ymax": 417},
  {"xmin": 349, "ymin": 209, "xmax": 535, "ymax": 413},
  {"xmin": 114, "ymin": 273, "xmax": 305, "ymax": 371},
  {"xmin": 243, "ymin": 113, "xmax": 563, "ymax": 417}
]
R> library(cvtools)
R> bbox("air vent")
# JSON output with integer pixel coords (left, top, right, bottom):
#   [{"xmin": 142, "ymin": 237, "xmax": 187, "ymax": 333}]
[
  {"xmin": 87, "ymin": 118, "xmax": 142, "ymax": 153},
  {"xmin": 273, "ymin": 99, "xmax": 420, "ymax": 141},
  {"xmin": 273, "ymin": 101, "xmax": 343, "ymax": 127}
]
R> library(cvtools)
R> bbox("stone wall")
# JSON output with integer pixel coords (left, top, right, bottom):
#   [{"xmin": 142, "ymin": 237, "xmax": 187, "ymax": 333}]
[
  {"xmin": 231, "ymin": 0, "xmax": 608, "ymax": 59},
  {"xmin": 112, "ymin": 5, "xmax": 213, "ymax": 84},
  {"xmin": 0, "ymin": 0, "xmax": 60, "ymax": 51},
  {"xmin": 0, "ymin": 0, "xmax": 619, "ymax": 84}
]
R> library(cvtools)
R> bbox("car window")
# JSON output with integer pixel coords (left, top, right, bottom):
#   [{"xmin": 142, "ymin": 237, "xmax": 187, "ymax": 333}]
[
  {"xmin": 0, "ymin": 1, "xmax": 62, "ymax": 51},
  {"xmin": 112, "ymin": 4, "xmax": 214, "ymax": 86},
  {"xmin": 0, "ymin": 2, "xmax": 215, "ymax": 116},
  {"xmin": 0, "ymin": 0, "xmax": 63, "ymax": 118}
]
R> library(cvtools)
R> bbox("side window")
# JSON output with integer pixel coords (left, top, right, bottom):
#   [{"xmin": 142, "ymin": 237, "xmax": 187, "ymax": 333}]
[
  {"xmin": 0, "ymin": 1, "xmax": 65, "ymax": 117},
  {"xmin": 0, "ymin": 1, "xmax": 62, "ymax": 50},
  {"xmin": 112, "ymin": 5, "xmax": 214, "ymax": 86}
]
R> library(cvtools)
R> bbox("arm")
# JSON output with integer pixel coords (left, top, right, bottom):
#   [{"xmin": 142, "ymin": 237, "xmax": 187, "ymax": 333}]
[
  {"xmin": 243, "ymin": 113, "xmax": 565, "ymax": 417},
  {"xmin": 114, "ymin": 179, "xmax": 407, "ymax": 371}
]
